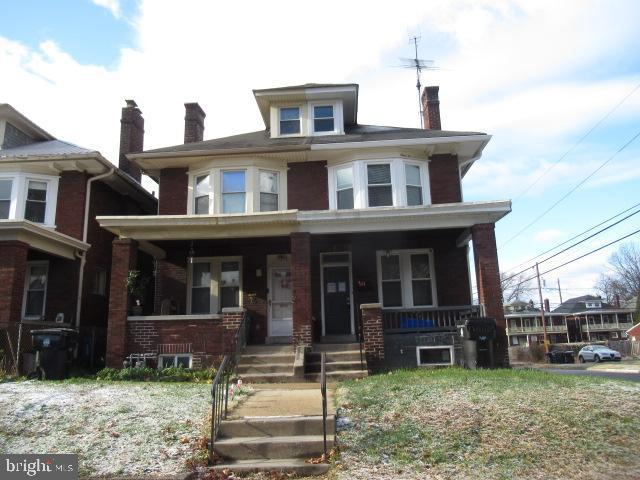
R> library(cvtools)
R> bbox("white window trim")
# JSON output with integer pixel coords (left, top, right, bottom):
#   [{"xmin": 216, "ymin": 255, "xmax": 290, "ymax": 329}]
[
  {"xmin": 22, "ymin": 260, "xmax": 49, "ymax": 320},
  {"xmin": 258, "ymin": 169, "xmax": 281, "ymax": 212},
  {"xmin": 328, "ymin": 159, "xmax": 430, "ymax": 210},
  {"xmin": 158, "ymin": 354, "xmax": 193, "ymax": 369},
  {"xmin": 193, "ymin": 173, "xmax": 213, "ymax": 215},
  {"xmin": 416, "ymin": 345, "xmax": 455, "ymax": 367},
  {"xmin": 187, "ymin": 256, "xmax": 243, "ymax": 314},
  {"xmin": 309, "ymin": 100, "xmax": 343, "ymax": 136},
  {"xmin": 278, "ymin": 106, "xmax": 303, "ymax": 138},
  {"xmin": 376, "ymin": 248, "xmax": 437, "ymax": 309},
  {"xmin": 0, "ymin": 172, "xmax": 58, "ymax": 226},
  {"xmin": 221, "ymin": 169, "xmax": 248, "ymax": 214}
]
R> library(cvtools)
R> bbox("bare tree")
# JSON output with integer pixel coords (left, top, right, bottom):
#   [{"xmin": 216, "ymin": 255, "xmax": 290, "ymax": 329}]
[
  {"xmin": 501, "ymin": 272, "xmax": 535, "ymax": 304},
  {"xmin": 595, "ymin": 242, "xmax": 640, "ymax": 302}
]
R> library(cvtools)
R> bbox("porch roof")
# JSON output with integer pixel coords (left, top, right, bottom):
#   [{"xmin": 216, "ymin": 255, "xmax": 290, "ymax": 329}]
[
  {"xmin": 96, "ymin": 200, "xmax": 511, "ymax": 245},
  {"xmin": 0, "ymin": 220, "xmax": 90, "ymax": 259}
]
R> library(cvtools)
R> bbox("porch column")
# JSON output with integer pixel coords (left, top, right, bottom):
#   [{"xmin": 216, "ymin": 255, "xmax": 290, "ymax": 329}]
[
  {"xmin": 106, "ymin": 238, "xmax": 138, "ymax": 368},
  {"xmin": 291, "ymin": 232, "xmax": 312, "ymax": 347},
  {"xmin": 471, "ymin": 223, "xmax": 508, "ymax": 367},
  {"xmin": 0, "ymin": 241, "xmax": 29, "ymax": 329},
  {"xmin": 360, "ymin": 303, "xmax": 385, "ymax": 369}
]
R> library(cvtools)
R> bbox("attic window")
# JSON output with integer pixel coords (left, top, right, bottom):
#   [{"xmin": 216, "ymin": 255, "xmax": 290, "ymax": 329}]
[
  {"xmin": 313, "ymin": 105, "xmax": 334, "ymax": 133},
  {"xmin": 279, "ymin": 107, "xmax": 300, "ymax": 135}
]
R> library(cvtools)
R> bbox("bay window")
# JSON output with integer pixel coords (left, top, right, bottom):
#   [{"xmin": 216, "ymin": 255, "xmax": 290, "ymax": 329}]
[
  {"xmin": 25, "ymin": 181, "xmax": 47, "ymax": 223},
  {"xmin": 188, "ymin": 257, "xmax": 243, "ymax": 314},
  {"xmin": 222, "ymin": 171, "xmax": 246, "ymax": 214},
  {"xmin": 367, "ymin": 164, "xmax": 393, "ymax": 207},
  {"xmin": 259, "ymin": 170, "xmax": 279, "ymax": 212},
  {"xmin": 0, "ymin": 179, "xmax": 11, "ymax": 219},
  {"xmin": 23, "ymin": 261, "xmax": 48, "ymax": 319},
  {"xmin": 336, "ymin": 166, "xmax": 354, "ymax": 210},
  {"xmin": 279, "ymin": 107, "xmax": 301, "ymax": 135},
  {"xmin": 405, "ymin": 164, "xmax": 423, "ymax": 206},
  {"xmin": 377, "ymin": 249, "xmax": 436, "ymax": 308},
  {"xmin": 194, "ymin": 174, "xmax": 210, "ymax": 214}
]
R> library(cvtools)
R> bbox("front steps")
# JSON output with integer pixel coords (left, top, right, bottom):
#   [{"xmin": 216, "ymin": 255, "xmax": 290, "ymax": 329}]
[
  {"xmin": 213, "ymin": 415, "xmax": 335, "ymax": 476},
  {"xmin": 305, "ymin": 342, "xmax": 368, "ymax": 381},
  {"xmin": 236, "ymin": 345, "xmax": 295, "ymax": 383}
]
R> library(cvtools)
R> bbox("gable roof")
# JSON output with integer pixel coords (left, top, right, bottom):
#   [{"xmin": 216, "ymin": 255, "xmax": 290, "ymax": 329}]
[
  {"xmin": 0, "ymin": 103, "xmax": 54, "ymax": 141},
  {"xmin": 0, "ymin": 139, "xmax": 96, "ymax": 159},
  {"xmin": 627, "ymin": 322, "xmax": 640, "ymax": 337}
]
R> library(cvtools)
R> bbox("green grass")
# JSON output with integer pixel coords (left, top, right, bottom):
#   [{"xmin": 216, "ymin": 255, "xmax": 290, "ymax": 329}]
[{"xmin": 333, "ymin": 368, "xmax": 640, "ymax": 479}]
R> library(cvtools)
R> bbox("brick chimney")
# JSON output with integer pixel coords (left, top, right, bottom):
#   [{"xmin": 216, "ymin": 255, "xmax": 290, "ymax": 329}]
[
  {"xmin": 119, "ymin": 99, "xmax": 144, "ymax": 182},
  {"xmin": 421, "ymin": 86, "xmax": 441, "ymax": 130},
  {"xmin": 184, "ymin": 102, "xmax": 206, "ymax": 143},
  {"xmin": 544, "ymin": 298, "xmax": 550, "ymax": 312}
]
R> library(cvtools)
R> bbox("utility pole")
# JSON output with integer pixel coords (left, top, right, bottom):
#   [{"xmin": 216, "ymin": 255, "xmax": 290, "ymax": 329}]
[
  {"xmin": 557, "ymin": 278, "xmax": 563, "ymax": 304},
  {"xmin": 535, "ymin": 263, "xmax": 549, "ymax": 353}
]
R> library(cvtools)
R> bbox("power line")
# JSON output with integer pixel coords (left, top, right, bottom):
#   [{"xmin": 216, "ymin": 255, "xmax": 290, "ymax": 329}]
[
  {"xmin": 502, "ymin": 201, "xmax": 640, "ymax": 275},
  {"xmin": 501, "ymin": 206, "xmax": 640, "ymax": 283},
  {"xmin": 500, "ymin": 128, "xmax": 640, "ymax": 249},
  {"xmin": 512, "ymin": 81, "xmax": 640, "ymax": 202}
]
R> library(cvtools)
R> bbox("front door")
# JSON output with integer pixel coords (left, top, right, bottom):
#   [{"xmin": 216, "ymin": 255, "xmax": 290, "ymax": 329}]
[
  {"xmin": 323, "ymin": 266, "xmax": 352, "ymax": 335},
  {"xmin": 269, "ymin": 267, "xmax": 293, "ymax": 337}
]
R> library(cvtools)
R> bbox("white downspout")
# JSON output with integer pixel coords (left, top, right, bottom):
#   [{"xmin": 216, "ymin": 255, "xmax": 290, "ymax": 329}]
[{"xmin": 75, "ymin": 167, "xmax": 116, "ymax": 328}]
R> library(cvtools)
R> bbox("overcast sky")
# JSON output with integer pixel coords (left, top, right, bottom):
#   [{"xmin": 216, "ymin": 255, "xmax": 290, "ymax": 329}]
[{"xmin": 2, "ymin": 0, "xmax": 639, "ymax": 308}]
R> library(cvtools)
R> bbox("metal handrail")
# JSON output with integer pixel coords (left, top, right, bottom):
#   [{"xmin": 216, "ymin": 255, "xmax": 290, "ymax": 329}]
[
  {"xmin": 320, "ymin": 351, "xmax": 327, "ymax": 458},
  {"xmin": 208, "ymin": 312, "xmax": 249, "ymax": 461}
]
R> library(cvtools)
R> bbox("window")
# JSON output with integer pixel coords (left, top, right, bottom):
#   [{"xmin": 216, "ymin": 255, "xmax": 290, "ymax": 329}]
[
  {"xmin": 313, "ymin": 105, "xmax": 334, "ymax": 132},
  {"xmin": 158, "ymin": 354, "xmax": 192, "ymax": 369},
  {"xmin": 336, "ymin": 167, "xmax": 354, "ymax": 210},
  {"xmin": 416, "ymin": 346, "xmax": 454, "ymax": 366},
  {"xmin": 92, "ymin": 268, "xmax": 108, "ymax": 296},
  {"xmin": 279, "ymin": 107, "xmax": 301, "ymax": 135},
  {"xmin": 190, "ymin": 261, "xmax": 211, "ymax": 314},
  {"xmin": 0, "ymin": 179, "xmax": 11, "ymax": 219},
  {"xmin": 405, "ymin": 164, "xmax": 423, "ymax": 206},
  {"xmin": 24, "ymin": 180, "xmax": 47, "ymax": 223},
  {"xmin": 220, "ymin": 260, "xmax": 241, "ymax": 309},
  {"xmin": 377, "ymin": 250, "xmax": 436, "ymax": 308},
  {"xmin": 194, "ymin": 174, "xmax": 210, "ymax": 214},
  {"xmin": 367, "ymin": 164, "xmax": 393, "ymax": 207},
  {"xmin": 222, "ymin": 171, "xmax": 246, "ymax": 214},
  {"xmin": 24, "ymin": 262, "xmax": 48, "ymax": 319},
  {"xmin": 259, "ymin": 171, "xmax": 279, "ymax": 212}
]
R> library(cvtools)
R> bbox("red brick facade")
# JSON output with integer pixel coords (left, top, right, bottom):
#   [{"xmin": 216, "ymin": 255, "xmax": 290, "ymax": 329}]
[
  {"xmin": 422, "ymin": 86, "xmax": 441, "ymax": 130},
  {"xmin": 361, "ymin": 303, "xmax": 384, "ymax": 368},
  {"xmin": 429, "ymin": 154, "xmax": 462, "ymax": 204},
  {"xmin": 291, "ymin": 232, "xmax": 312, "ymax": 346},
  {"xmin": 287, "ymin": 161, "xmax": 328, "ymax": 211},
  {"xmin": 106, "ymin": 239, "xmax": 138, "ymax": 368},
  {"xmin": 472, "ymin": 223, "xmax": 508, "ymax": 366},
  {"xmin": 0, "ymin": 241, "xmax": 29, "ymax": 328},
  {"xmin": 159, "ymin": 168, "xmax": 188, "ymax": 215},
  {"xmin": 55, "ymin": 171, "xmax": 88, "ymax": 240}
]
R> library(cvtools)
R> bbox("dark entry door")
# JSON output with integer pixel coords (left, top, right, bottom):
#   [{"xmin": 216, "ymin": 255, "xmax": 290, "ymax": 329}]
[{"xmin": 323, "ymin": 266, "xmax": 352, "ymax": 335}]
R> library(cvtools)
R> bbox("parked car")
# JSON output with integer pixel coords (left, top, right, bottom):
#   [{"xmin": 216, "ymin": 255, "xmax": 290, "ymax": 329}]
[{"xmin": 577, "ymin": 345, "xmax": 622, "ymax": 363}]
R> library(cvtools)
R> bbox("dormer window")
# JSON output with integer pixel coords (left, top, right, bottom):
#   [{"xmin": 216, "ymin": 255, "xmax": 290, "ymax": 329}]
[
  {"xmin": 222, "ymin": 170, "xmax": 246, "ymax": 214},
  {"xmin": 194, "ymin": 174, "xmax": 211, "ymax": 214},
  {"xmin": 279, "ymin": 107, "xmax": 301, "ymax": 135},
  {"xmin": 313, "ymin": 105, "xmax": 334, "ymax": 133}
]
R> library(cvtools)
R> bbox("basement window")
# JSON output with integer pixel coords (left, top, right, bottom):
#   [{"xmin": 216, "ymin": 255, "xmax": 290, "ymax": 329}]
[
  {"xmin": 158, "ymin": 354, "xmax": 192, "ymax": 369},
  {"xmin": 416, "ymin": 346, "xmax": 454, "ymax": 366}
]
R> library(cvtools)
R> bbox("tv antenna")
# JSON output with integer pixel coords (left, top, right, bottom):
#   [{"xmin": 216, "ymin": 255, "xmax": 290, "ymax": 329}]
[{"xmin": 399, "ymin": 35, "xmax": 438, "ymax": 128}]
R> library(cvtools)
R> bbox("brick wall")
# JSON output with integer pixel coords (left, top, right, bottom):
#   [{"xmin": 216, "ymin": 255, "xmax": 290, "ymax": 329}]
[
  {"xmin": 55, "ymin": 171, "xmax": 88, "ymax": 240},
  {"xmin": 159, "ymin": 168, "xmax": 188, "ymax": 215},
  {"xmin": 287, "ymin": 161, "xmax": 328, "ymax": 211},
  {"xmin": 0, "ymin": 241, "xmax": 29, "ymax": 328},
  {"xmin": 184, "ymin": 103, "xmax": 206, "ymax": 144},
  {"xmin": 428, "ymin": 154, "xmax": 461, "ymax": 204},
  {"xmin": 291, "ymin": 233, "xmax": 312, "ymax": 346},
  {"xmin": 119, "ymin": 101, "xmax": 144, "ymax": 183},
  {"xmin": 361, "ymin": 303, "xmax": 384, "ymax": 369}
]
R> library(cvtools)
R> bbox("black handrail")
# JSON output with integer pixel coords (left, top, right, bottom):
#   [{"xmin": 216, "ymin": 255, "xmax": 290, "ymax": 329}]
[
  {"xmin": 209, "ymin": 311, "xmax": 249, "ymax": 462},
  {"xmin": 320, "ymin": 351, "xmax": 327, "ymax": 457}
]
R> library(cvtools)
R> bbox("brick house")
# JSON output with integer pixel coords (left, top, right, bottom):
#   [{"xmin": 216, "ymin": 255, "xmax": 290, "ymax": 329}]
[
  {"xmin": 0, "ymin": 103, "xmax": 156, "ymax": 370},
  {"xmin": 97, "ymin": 83, "xmax": 511, "ymax": 371}
]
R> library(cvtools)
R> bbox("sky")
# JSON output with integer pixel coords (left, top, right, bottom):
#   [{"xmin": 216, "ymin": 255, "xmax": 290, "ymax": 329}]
[{"xmin": 1, "ymin": 0, "xmax": 639, "ymax": 309}]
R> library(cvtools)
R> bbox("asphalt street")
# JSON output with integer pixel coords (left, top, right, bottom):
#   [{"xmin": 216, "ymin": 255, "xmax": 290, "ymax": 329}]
[{"xmin": 546, "ymin": 368, "xmax": 640, "ymax": 382}]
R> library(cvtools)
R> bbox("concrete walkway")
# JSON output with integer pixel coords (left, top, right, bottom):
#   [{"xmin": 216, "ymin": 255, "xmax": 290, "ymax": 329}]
[{"xmin": 230, "ymin": 383, "xmax": 336, "ymax": 419}]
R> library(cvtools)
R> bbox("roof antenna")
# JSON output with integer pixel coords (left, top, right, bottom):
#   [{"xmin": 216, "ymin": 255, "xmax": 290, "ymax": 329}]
[{"xmin": 399, "ymin": 35, "xmax": 438, "ymax": 128}]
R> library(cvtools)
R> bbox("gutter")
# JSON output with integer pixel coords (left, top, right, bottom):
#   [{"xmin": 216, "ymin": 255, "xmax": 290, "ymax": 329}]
[{"xmin": 75, "ymin": 167, "xmax": 116, "ymax": 328}]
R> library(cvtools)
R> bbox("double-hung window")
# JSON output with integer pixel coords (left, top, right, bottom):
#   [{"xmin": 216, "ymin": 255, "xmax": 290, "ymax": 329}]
[
  {"xmin": 190, "ymin": 261, "xmax": 211, "ymax": 314},
  {"xmin": 313, "ymin": 105, "xmax": 334, "ymax": 133},
  {"xmin": 188, "ymin": 257, "xmax": 243, "ymax": 314},
  {"xmin": 377, "ymin": 250, "xmax": 435, "ymax": 308},
  {"xmin": 405, "ymin": 164, "xmax": 423, "ymax": 206},
  {"xmin": 0, "ymin": 179, "xmax": 11, "ymax": 219},
  {"xmin": 25, "ymin": 180, "xmax": 47, "ymax": 223},
  {"xmin": 24, "ymin": 262, "xmax": 48, "ymax": 319},
  {"xmin": 222, "ymin": 171, "xmax": 246, "ymax": 214},
  {"xmin": 336, "ymin": 166, "xmax": 354, "ymax": 210},
  {"xmin": 194, "ymin": 174, "xmax": 210, "ymax": 214},
  {"xmin": 279, "ymin": 107, "xmax": 301, "ymax": 135},
  {"xmin": 220, "ymin": 260, "xmax": 241, "ymax": 309},
  {"xmin": 259, "ymin": 170, "xmax": 279, "ymax": 212},
  {"xmin": 367, "ymin": 164, "xmax": 393, "ymax": 207}
]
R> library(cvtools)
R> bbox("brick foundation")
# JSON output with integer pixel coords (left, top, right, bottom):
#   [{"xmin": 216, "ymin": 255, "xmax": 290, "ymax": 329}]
[
  {"xmin": 291, "ymin": 232, "xmax": 312, "ymax": 346},
  {"xmin": 361, "ymin": 303, "xmax": 385, "ymax": 368}
]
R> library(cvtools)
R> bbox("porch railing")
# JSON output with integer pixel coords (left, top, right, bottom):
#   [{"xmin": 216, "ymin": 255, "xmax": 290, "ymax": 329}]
[
  {"xmin": 208, "ymin": 311, "xmax": 249, "ymax": 461},
  {"xmin": 382, "ymin": 305, "xmax": 482, "ymax": 333}
]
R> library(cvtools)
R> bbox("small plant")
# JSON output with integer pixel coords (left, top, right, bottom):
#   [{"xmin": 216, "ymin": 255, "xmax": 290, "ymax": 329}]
[
  {"xmin": 95, "ymin": 366, "xmax": 216, "ymax": 382},
  {"xmin": 125, "ymin": 270, "xmax": 150, "ymax": 306}
]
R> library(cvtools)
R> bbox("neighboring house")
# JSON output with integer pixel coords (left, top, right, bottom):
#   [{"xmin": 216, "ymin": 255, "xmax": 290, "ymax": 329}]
[
  {"xmin": 506, "ymin": 295, "xmax": 635, "ymax": 346},
  {"xmin": 97, "ymin": 83, "xmax": 512, "ymax": 370},
  {"xmin": 626, "ymin": 322, "xmax": 640, "ymax": 342},
  {"xmin": 0, "ymin": 103, "xmax": 156, "ymax": 369},
  {"xmin": 504, "ymin": 300, "xmax": 537, "ymax": 314}
]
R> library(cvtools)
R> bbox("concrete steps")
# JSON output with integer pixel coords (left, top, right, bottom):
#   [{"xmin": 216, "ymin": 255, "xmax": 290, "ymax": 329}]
[
  {"xmin": 305, "ymin": 343, "xmax": 368, "ymax": 381},
  {"xmin": 219, "ymin": 415, "xmax": 335, "ymax": 437},
  {"xmin": 212, "ymin": 458, "xmax": 329, "ymax": 476},
  {"xmin": 306, "ymin": 360, "xmax": 365, "ymax": 373},
  {"xmin": 236, "ymin": 363, "xmax": 293, "ymax": 375},
  {"xmin": 238, "ymin": 345, "xmax": 295, "ymax": 383},
  {"xmin": 214, "ymin": 434, "xmax": 331, "ymax": 460},
  {"xmin": 305, "ymin": 370, "xmax": 368, "ymax": 382}
]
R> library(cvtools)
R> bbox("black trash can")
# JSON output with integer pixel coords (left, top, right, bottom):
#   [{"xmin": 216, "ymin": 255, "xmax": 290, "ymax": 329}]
[
  {"xmin": 546, "ymin": 350, "xmax": 564, "ymax": 364},
  {"xmin": 30, "ymin": 328, "xmax": 78, "ymax": 380},
  {"xmin": 563, "ymin": 350, "xmax": 575, "ymax": 364},
  {"xmin": 459, "ymin": 317, "xmax": 497, "ymax": 369}
]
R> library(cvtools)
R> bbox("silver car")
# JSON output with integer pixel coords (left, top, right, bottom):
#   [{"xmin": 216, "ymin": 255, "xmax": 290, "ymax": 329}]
[{"xmin": 577, "ymin": 345, "xmax": 622, "ymax": 363}]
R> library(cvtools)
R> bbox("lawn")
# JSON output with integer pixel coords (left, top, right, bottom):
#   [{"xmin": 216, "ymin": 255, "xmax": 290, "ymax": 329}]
[
  {"xmin": 0, "ymin": 380, "xmax": 212, "ymax": 477},
  {"xmin": 331, "ymin": 368, "xmax": 640, "ymax": 480}
]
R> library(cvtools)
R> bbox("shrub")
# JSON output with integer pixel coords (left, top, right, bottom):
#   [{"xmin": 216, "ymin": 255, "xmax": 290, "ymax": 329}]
[{"xmin": 96, "ymin": 366, "xmax": 216, "ymax": 382}]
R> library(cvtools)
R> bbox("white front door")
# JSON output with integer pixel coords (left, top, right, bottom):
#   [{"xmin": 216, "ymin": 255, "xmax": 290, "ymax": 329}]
[{"xmin": 269, "ymin": 267, "xmax": 293, "ymax": 337}]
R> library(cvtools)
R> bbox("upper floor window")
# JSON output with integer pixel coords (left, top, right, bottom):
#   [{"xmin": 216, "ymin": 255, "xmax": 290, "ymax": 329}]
[
  {"xmin": 367, "ymin": 164, "xmax": 393, "ymax": 207},
  {"xmin": 222, "ymin": 171, "xmax": 246, "ymax": 214},
  {"xmin": 0, "ymin": 173, "xmax": 58, "ymax": 226},
  {"xmin": 0, "ymin": 179, "xmax": 11, "ymax": 219},
  {"xmin": 405, "ymin": 164, "xmax": 423, "ymax": 206},
  {"xmin": 279, "ymin": 107, "xmax": 301, "ymax": 135},
  {"xmin": 194, "ymin": 174, "xmax": 210, "ymax": 214},
  {"xmin": 259, "ymin": 170, "xmax": 279, "ymax": 212},
  {"xmin": 313, "ymin": 105, "xmax": 334, "ymax": 133},
  {"xmin": 336, "ymin": 166, "xmax": 354, "ymax": 210},
  {"xmin": 25, "ymin": 180, "xmax": 47, "ymax": 223}
]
